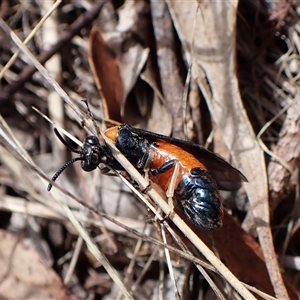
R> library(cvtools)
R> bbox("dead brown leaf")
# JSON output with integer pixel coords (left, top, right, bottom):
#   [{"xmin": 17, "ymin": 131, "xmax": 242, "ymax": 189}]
[
  {"xmin": 0, "ymin": 230, "xmax": 76, "ymax": 300},
  {"xmin": 89, "ymin": 26, "xmax": 124, "ymax": 123},
  {"xmin": 268, "ymin": 97, "xmax": 300, "ymax": 214},
  {"xmin": 150, "ymin": 0, "xmax": 185, "ymax": 139}
]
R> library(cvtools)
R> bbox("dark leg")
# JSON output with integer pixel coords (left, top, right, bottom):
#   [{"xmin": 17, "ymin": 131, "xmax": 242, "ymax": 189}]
[
  {"xmin": 151, "ymin": 159, "xmax": 180, "ymax": 223},
  {"xmin": 150, "ymin": 159, "xmax": 177, "ymax": 176}
]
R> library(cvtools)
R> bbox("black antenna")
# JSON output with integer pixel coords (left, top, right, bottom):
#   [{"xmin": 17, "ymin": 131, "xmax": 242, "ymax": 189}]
[
  {"xmin": 47, "ymin": 129, "xmax": 84, "ymax": 191},
  {"xmin": 47, "ymin": 128, "xmax": 103, "ymax": 191},
  {"xmin": 53, "ymin": 128, "xmax": 81, "ymax": 154},
  {"xmin": 47, "ymin": 157, "xmax": 83, "ymax": 191}
]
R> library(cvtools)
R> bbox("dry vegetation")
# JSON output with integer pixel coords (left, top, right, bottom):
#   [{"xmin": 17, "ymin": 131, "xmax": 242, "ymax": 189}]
[{"xmin": 0, "ymin": 0, "xmax": 300, "ymax": 299}]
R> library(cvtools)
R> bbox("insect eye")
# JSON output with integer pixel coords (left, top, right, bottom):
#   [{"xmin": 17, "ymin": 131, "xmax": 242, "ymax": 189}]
[{"xmin": 85, "ymin": 136, "xmax": 100, "ymax": 147}]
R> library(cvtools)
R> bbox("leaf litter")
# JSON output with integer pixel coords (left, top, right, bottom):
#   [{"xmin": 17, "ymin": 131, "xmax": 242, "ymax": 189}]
[{"xmin": 0, "ymin": 0, "xmax": 300, "ymax": 299}]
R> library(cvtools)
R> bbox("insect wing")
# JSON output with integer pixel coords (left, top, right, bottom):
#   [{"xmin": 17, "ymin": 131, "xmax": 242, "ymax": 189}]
[{"xmin": 125, "ymin": 125, "xmax": 247, "ymax": 191}]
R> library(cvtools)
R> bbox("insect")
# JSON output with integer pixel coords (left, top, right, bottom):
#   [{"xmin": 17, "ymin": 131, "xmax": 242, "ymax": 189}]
[{"xmin": 48, "ymin": 124, "xmax": 247, "ymax": 230}]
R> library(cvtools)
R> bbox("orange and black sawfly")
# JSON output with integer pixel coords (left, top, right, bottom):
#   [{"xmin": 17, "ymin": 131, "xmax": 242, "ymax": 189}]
[{"xmin": 48, "ymin": 124, "xmax": 247, "ymax": 231}]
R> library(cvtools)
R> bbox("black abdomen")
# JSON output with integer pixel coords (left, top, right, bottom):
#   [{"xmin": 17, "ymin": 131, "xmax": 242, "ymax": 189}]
[{"xmin": 175, "ymin": 168, "xmax": 223, "ymax": 230}]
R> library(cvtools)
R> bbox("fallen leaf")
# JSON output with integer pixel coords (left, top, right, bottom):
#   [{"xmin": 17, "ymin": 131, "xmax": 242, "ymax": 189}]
[{"xmin": 0, "ymin": 230, "xmax": 75, "ymax": 300}]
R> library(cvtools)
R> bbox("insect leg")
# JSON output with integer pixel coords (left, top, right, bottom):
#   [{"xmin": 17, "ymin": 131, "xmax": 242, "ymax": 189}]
[
  {"xmin": 150, "ymin": 159, "xmax": 180, "ymax": 219},
  {"xmin": 150, "ymin": 159, "xmax": 177, "ymax": 176}
]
